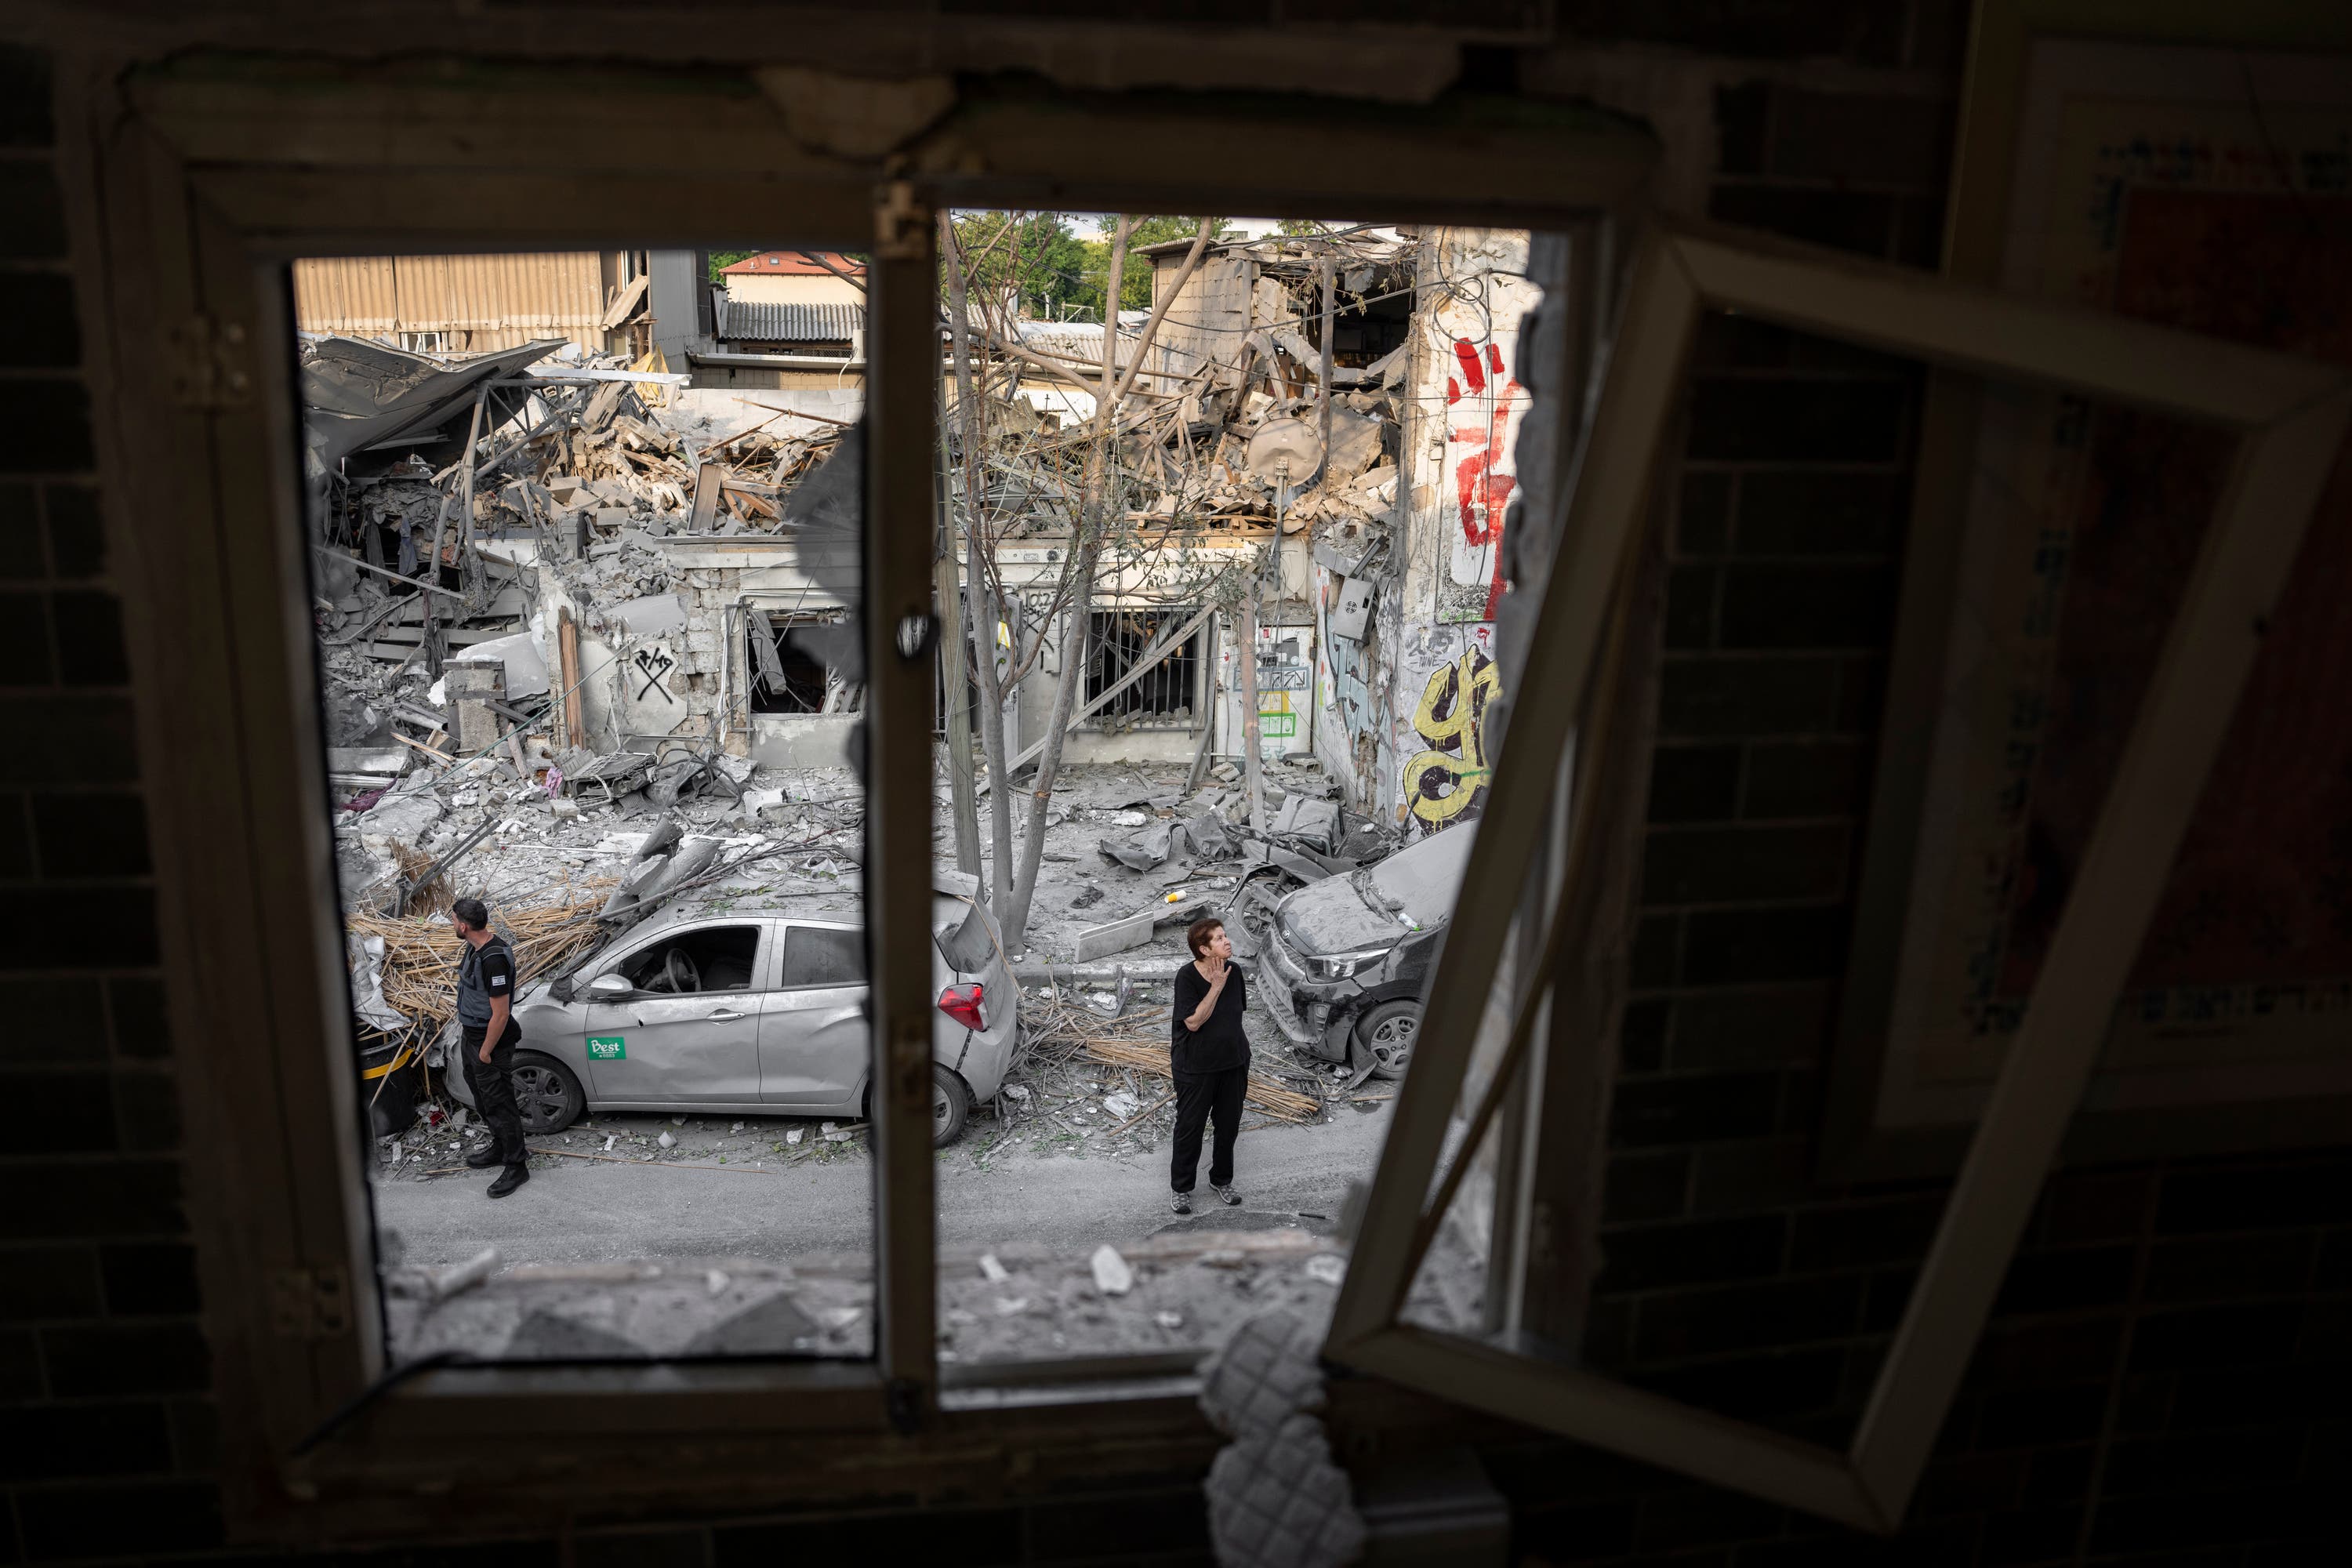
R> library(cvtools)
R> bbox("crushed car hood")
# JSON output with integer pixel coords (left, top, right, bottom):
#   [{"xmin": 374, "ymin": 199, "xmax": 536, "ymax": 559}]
[{"xmin": 1278, "ymin": 872, "xmax": 1414, "ymax": 956}]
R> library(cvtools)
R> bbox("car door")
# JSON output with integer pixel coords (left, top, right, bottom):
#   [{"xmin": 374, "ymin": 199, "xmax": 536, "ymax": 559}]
[
  {"xmin": 580, "ymin": 920, "xmax": 768, "ymax": 1105},
  {"xmin": 757, "ymin": 920, "xmax": 869, "ymax": 1109}
]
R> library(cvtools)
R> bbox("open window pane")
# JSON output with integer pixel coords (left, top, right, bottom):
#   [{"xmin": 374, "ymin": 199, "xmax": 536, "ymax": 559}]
[
  {"xmin": 303, "ymin": 243, "xmax": 883, "ymax": 1366},
  {"xmin": 927, "ymin": 216, "xmax": 1541, "ymax": 1367}
]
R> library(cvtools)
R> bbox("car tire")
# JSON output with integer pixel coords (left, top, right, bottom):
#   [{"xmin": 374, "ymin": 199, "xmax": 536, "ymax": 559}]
[
  {"xmin": 509, "ymin": 1051, "xmax": 586, "ymax": 1134},
  {"xmin": 866, "ymin": 1064, "xmax": 972, "ymax": 1148},
  {"xmin": 1351, "ymin": 1000, "xmax": 1418, "ymax": 1080},
  {"xmin": 931, "ymin": 1065, "xmax": 971, "ymax": 1147}
]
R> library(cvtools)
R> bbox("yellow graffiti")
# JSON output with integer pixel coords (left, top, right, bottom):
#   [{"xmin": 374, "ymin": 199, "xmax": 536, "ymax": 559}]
[{"xmin": 1402, "ymin": 648, "xmax": 1501, "ymax": 828}]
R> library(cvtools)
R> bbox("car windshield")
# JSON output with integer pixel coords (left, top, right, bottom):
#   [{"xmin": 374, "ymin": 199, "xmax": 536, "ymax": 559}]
[{"xmin": 1367, "ymin": 825, "xmax": 1478, "ymax": 926}]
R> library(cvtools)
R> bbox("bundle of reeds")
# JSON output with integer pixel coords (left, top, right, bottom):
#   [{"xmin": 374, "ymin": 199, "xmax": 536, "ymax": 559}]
[
  {"xmin": 1076, "ymin": 1035, "xmax": 1323, "ymax": 1123},
  {"xmin": 347, "ymin": 878, "xmax": 615, "ymax": 1035}
]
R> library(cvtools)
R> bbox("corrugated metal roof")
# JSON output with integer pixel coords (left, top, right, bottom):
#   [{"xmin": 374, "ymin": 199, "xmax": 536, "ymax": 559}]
[
  {"xmin": 290, "ymin": 253, "xmax": 615, "ymax": 353},
  {"xmin": 713, "ymin": 298, "xmax": 866, "ymax": 343}
]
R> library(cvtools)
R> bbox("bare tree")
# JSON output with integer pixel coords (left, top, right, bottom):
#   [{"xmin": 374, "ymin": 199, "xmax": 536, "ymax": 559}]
[{"xmin": 939, "ymin": 214, "xmax": 1219, "ymax": 949}]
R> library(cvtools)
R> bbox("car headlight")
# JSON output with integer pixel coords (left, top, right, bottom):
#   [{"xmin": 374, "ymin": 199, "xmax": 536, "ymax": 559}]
[{"xmin": 1307, "ymin": 947, "xmax": 1390, "ymax": 982}]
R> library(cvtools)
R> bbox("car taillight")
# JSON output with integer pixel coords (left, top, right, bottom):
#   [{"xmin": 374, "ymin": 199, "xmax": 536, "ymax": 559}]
[{"xmin": 938, "ymin": 982, "xmax": 985, "ymax": 1031}]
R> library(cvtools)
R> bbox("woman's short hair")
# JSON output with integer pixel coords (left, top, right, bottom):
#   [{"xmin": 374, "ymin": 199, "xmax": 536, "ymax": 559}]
[{"xmin": 1185, "ymin": 916, "xmax": 1225, "ymax": 958}]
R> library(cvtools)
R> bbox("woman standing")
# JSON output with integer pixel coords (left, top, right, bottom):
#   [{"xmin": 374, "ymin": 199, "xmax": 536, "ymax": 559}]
[{"xmin": 1169, "ymin": 916, "xmax": 1250, "ymax": 1214}]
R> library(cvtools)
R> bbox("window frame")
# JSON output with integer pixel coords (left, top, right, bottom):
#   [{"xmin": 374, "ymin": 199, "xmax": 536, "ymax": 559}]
[
  {"xmin": 1321, "ymin": 217, "xmax": 2352, "ymax": 1530},
  {"xmin": 599, "ymin": 919, "xmax": 773, "ymax": 999},
  {"xmin": 75, "ymin": 55, "xmax": 1657, "ymax": 1542},
  {"xmin": 775, "ymin": 920, "xmax": 868, "ymax": 992}
]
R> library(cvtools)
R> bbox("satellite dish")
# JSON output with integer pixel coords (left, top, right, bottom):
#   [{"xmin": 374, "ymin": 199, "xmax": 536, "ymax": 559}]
[{"xmin": 1243, "ymin": 417, "xmax": 1325, "ymax": 485}]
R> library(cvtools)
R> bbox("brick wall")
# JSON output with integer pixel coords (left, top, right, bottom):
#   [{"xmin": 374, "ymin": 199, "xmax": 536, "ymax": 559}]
[
  {"xmin": 0, "ymin": 37, "xmax": 1229, "ymax": 1568},
  {"xmin": 0, "ymin": 33, "xmax": 227, "ymax": 1565},
  {"xmin": 1492, "ymin": 62, "xmax": 2351, "ymax": 1568}
]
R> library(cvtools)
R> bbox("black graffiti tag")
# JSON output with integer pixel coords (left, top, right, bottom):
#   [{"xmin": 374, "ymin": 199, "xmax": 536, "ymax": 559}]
[{"xmin": 632, "ymin": 647, "xmax": 678, "ymax": 704}]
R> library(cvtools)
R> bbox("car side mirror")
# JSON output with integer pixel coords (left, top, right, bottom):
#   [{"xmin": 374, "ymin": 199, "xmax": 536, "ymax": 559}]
[{"xmin": 586, "ymin": 973, "xmax": 633, "ymax": 1000}]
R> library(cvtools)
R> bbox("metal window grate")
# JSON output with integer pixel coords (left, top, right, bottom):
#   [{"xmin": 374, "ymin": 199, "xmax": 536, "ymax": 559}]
[{"xmin": 1083, "ymin": 607, "xmax": 1201, "ymax": 731}]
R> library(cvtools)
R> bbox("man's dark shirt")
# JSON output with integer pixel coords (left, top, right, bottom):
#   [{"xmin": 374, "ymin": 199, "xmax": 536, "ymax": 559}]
[
  {"xmin": 1171, "ymin": 960, "xmax": 1249, "ymax": 1075},
  {"xmin": 456, "ymin": 935, "xmax": 516, "ymax": 1029}
]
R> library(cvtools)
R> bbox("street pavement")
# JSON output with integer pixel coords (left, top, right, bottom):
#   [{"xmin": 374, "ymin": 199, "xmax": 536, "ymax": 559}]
[{"xmin": 372, "ymin": 1101, "xmax": 1392, "ymax": 1269}]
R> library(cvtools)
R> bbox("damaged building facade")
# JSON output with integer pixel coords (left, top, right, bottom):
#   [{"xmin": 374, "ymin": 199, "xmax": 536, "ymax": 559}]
[{"xmin": 1148, "ymin": 227, "xmax": 1535, "ymax": 835}]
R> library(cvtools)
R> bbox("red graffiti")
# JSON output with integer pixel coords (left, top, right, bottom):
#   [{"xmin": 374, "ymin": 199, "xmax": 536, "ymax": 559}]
[
  {"xmin": 1445, "ymin": 336, "xmax": 1523, "ymax": 619},
  {"xmin": 1445, "ymin": 339, "xmax": 1522, "ymax": 549},
  {"xmin": 1453, "ymin": 338, "xmax": 1486, "ymax": 393}
]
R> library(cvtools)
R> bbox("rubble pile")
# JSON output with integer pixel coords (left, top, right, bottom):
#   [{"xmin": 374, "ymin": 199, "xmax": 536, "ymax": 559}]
[
  {"xmin": 383, "ymin": 1226, "xmax": 1360, "ymax": 1366},
  {"xmin": 956, "ymin": 230, "xmax": 1409, "ymax": 555}
]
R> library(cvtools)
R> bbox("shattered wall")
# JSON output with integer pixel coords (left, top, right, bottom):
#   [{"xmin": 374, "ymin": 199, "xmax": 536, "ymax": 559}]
[
  {"xmin": 1316, "ymin": 228, "xmax": 1537, "ymax": 833},
  {"xmin": 1410, "ymin": 230, "xmax": 1541, "ymax": 629}
]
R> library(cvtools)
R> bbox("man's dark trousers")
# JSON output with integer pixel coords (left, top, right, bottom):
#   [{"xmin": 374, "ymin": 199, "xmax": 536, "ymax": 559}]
[
  {"xmin": 462, "ymin": 1017, "xmax": 527, "ymax": 1166},
  {"xmin": 1170, "ymin": 1065, "xmax": 1247, "ymax": 1192}
]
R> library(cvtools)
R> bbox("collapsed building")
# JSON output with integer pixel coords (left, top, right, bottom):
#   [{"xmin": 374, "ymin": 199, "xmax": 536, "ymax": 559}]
[
  {"xmin": 310, "ymin": 225, "xmax": 1537, "ymax": 847},
  {"xmin": 1138, "ymin": 226, "xmax": 1534, "ymax": 835}
]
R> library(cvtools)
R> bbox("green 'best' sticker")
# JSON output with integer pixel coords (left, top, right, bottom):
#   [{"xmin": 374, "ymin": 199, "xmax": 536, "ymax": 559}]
[{"xmin": 586, "ymin": 1036, "xmax": 626, "ymax": 1061}]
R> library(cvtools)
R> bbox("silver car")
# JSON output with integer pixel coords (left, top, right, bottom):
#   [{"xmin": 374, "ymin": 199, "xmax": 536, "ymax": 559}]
[{"xmin": 447, "ymin": 880, "xmax": 1017, "ymax": 1146}]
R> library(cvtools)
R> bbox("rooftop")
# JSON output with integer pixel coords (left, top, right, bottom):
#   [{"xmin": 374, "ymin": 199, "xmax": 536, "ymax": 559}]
[{"xmin": 718, "ymin": 250, "xmax": 866, "ymax": 277}]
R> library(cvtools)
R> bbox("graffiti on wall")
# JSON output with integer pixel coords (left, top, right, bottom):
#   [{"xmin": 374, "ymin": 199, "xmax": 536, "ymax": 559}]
[
  {"xmin": 1443, "ymin": 336, "xmax": 1529, "ymax": 622},
  {"xmin": 1400, "ymin": 641, "xmax": 1501, "ymax": 832}
]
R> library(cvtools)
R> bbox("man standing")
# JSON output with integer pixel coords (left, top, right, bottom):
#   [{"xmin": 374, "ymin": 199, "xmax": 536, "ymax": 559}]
[
  {"xmin": 1169, "ymin": 916, "xmax": 1250, "ymax": 1214},
  {"xmin": 452, "ymin": 897, "xmax": 529, "ymax": 1199}
]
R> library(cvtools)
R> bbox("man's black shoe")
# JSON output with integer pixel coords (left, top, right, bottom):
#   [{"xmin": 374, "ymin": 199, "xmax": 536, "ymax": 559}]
[
  {"xmin": 486, "ymin": 1163, "xmax": 530, "ymax": 1199},
  {"xmin": 464, "ymin": 1142, "xmax": 503, "ymax": 1169}
]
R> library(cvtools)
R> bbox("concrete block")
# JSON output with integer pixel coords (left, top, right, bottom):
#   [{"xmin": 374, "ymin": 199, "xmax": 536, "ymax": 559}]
[
  {"xmin": 445, "ymin": 660, "xmax": 505, "ymax": 756},
  {"xmin": 681, "ymin": 1288, "xmax": 820, "ymax": 1356}
]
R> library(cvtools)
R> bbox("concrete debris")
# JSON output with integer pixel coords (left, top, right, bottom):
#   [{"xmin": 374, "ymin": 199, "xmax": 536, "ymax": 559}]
[
  {"xmin": 979, "ymin": 1253, "xmax": 1011, "ymax": 1284},
  {"xmin": 1303, "ymin": 1254, "xmax": 1346, "ymax": 1287},
  {"xmin": 1076, "ymin": 907, "xmax": 1160, "ymax": 962},
  {"xmin": 1089, "ymin": 1243, "xmax": 1134, "ymax": 1296},
  {"xmin": 422, "ymin": 1247, "xmax": 500, "ymax": 1302}
]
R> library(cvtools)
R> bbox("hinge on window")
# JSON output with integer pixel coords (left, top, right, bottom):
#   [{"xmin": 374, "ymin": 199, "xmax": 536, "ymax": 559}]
[
  {"xmin": 168, "ymin": 314, "xmax": 252, "ymax": 410},
  {"xmin": 270, "ymin": 1265, "xmax": 352, "ymax": 1339}
]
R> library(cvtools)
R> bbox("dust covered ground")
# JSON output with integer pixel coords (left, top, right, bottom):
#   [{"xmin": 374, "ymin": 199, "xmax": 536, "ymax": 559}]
[{"xmin": 359, "ymin": 757, "xmax": 1434, "ymax": 1365}]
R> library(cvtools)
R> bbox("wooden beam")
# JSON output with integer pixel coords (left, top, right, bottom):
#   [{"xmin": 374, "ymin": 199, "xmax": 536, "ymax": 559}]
[{"xmin": 864, "ymin": 182, "xmax": 942, "ymax": 1425}]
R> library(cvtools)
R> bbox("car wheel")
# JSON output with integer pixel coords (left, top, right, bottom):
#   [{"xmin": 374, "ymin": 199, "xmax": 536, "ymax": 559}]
[
  {"xmin": 1351, "ymin": 1001, "xmax": 1418, "ymax": 1080},
  {"xmin": 931, "ymin": 1065, "xmax": 970, "ymax": 1148},
  {"xmin": 509, "ymin": 1051, "xmax": 586, "ymax": 1134}
]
